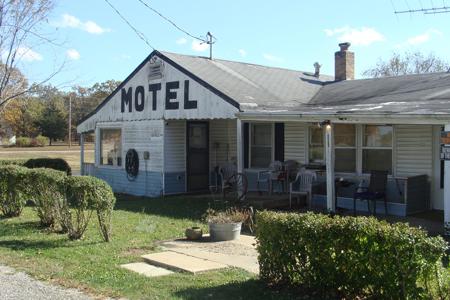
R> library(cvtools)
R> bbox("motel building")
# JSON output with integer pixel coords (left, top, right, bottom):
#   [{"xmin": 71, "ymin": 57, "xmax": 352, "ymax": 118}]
[{"xmin": 77, "ymin": 43, "xmax": 450, "ymax": 233}]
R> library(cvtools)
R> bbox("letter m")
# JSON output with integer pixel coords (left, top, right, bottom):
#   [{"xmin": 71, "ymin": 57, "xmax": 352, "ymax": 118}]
[{"xmin": 121, "ymin": 87, "xmax": 133, "ymax": 113}]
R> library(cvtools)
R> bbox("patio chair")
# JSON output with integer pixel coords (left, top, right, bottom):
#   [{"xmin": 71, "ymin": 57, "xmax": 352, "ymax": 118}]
[
  {"xmin": 353, "ymin": 170, "xmax": 388, "ymax": 216},
  {"xmin": 283, "ymin": 160, "xmax": 300, "ymax": 182},
  {"xmin": 289, "ymin": 169, "xmax": 317, "ymax": 208},
  {"xmin": 256, "ymin": 161, "xmax": 284, "ymax": 195},
  {"xmin": 214, "ymin": 163, "xmax": 248, "ymax": 203}
]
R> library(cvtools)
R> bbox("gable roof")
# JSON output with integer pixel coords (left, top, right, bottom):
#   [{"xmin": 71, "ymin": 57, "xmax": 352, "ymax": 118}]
[
  {"xmin": 160, "ymin": 51, "xmax": 333, "ymax": 111},
  {"xmin": 78, "ymin": 51, "xmax": 333, "ymax": 127}
]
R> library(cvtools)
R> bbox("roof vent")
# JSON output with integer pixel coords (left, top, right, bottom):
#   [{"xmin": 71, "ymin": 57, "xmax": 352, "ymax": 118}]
[
  {"xmin": 148, "ymin": 60, "xmax": 163, "ymax": 80},
  {"xmin": 313, "ymin": 62, "xmax": 321, "ymax": 77}
]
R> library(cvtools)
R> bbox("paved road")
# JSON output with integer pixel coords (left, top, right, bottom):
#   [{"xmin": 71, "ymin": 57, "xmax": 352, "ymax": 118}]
[{"xmin": 0, "ymin": 265, "xmax": 93, "ymax": 300}]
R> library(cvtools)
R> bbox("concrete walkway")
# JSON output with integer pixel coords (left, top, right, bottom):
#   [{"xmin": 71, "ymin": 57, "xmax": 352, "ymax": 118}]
[
  {"xmin": 159, "ymin": 234, "xmax": 259, "ymax": 274},
  {"xmin": 121, "ymin": 234, "xmax": 259, "ymax": 278}
]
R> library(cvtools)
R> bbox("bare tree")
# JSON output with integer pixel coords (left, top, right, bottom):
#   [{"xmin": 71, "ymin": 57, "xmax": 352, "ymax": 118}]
[
  {"xmin": 362, "ymin": 51, "xmax": 450, "ymax": 78},
  {"xmin": 0, "ymin": 0, "xmax": 59, "ymax": 108}
]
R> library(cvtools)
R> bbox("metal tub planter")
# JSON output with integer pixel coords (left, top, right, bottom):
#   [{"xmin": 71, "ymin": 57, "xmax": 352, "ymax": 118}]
[{"xmin": 209, "ymin": 222, "xmax": 242, "ymax": 241}]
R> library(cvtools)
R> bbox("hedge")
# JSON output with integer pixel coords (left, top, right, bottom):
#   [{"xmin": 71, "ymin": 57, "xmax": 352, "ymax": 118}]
[
  {"xmin": 24, "ymin": 158, "xmax": 72, "ymax": 175},
  {"xmin": 0, "ymin": 165, "xmax": 30, "ymax": 217},
  {"xmin": 28, "ymin": 168, "xmax": 67, "ymax": 228},
  {"xmin": 256, "ymin": 211, "xmax": 448, "ymax": 299},
  {"xmin": 65, "ymin": 176, "xmax": 116, "ymax": 241},
  {"xmin": 0, "ymin": 159, "xmax": 27, "ymax": 166}
]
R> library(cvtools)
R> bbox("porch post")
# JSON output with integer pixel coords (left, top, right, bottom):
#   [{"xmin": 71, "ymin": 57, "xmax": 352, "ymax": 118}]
[
  {"xmin": 444, "ymin": 125, "xmax": 450, "ymax": 236},
  {"xmin": 237, "ymin": 119, "xmax": 244, "ymax": 174},
  {"xmin": 325, "ymin": 123, "xmax": 335, "ymax": 212},
  {"xmin": 80, "ymin": 133, "xmax": 85, "ymax": 175},
  {"xmin": 236, "ymin": 119, "xmax": 244, "ymax": 197}
]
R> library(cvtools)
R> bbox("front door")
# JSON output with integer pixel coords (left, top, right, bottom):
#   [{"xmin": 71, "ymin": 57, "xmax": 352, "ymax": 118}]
[{"xmin": 187, "ymin": 121, "xmax": 209, "ymax": 191}]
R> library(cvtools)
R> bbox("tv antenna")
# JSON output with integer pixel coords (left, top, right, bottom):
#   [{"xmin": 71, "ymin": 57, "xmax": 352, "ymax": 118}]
[{"xmin": 202, "ymin": 32, "xmax": 216, "ymax": 60}]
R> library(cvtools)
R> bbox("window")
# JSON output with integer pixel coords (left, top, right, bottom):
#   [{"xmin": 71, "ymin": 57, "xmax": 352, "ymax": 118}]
[
  {"xmin": 362, "ymin": 125, "xmax": 392, "ymax": 174},
  {"xmin": 309, "ymin": 126, "xmax": 324, "ymax": 163},
  {"xmin": 100, "ymin": 129, "xmax": 122, "ymax": 166},
  {"xmin": 251, "ymin": 123, "xmax": 272, "ymax": 168},
  {"xmin": 334, "ymin": 124, "xmax": 356, "ymax": 172}
]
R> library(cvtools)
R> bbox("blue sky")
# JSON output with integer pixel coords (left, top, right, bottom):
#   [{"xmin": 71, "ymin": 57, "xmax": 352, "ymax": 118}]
[{"xmin": 19, "ymin": 0, "xmax": 450, "ymax": 89}]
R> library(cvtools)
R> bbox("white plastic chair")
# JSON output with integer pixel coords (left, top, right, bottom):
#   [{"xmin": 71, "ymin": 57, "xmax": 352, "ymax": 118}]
[
  {"xmin": 257, "ymin": 161, "xmax": 283, "ymax": 194},
  {"xmin": 289, "ymin": 169, "xmax": 317, "ymax": 208},
  {"xmin": 218, "ymin": 163, "xmax": 237, "ymax": 193}
]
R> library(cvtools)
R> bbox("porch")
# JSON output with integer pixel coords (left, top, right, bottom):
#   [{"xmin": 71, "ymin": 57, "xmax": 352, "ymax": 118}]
[{"xmin": 234, "ymin": 117, "xmax": 450, "ymax": 234}]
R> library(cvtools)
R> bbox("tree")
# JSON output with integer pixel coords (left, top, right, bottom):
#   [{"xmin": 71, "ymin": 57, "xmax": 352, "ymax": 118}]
[
  {"xmin": 0, "ymin": 0, "xmax": 57, "ymax": 108},
  {"xmin": 36, "ymin": 98, "xmax": 67, "ymax": 145},
  {"xmin": 1, "ymin": 97, "xmax": 42, "ymax": 136},
  {"xmin": 362, "ymin": 51, "xmax": 450, "ymax": 78}
]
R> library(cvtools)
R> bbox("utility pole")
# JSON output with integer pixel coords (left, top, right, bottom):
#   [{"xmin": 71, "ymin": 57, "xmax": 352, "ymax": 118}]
[{"xmin": 68, "ymin": 94, "xmax": 72, "ymax": 148}]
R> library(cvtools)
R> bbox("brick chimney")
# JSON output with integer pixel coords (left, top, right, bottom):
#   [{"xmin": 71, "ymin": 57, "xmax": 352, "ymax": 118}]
[{"xmin": 334, "ymin": 42, "xmax": 354, "ymax": 81}]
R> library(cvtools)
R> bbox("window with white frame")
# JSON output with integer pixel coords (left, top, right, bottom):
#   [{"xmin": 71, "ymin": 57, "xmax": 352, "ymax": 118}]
[
  {"xmin": 362, "ymin": 125, "xmax": 393, "ymax": 174},
  {"xmin": 100, "ymin": 128, "xmax": 122, "ymax": 166},
  {"xmin": 334, "ymin": 124, "xmax": 356, "ymax": 172},
  {"xmin": 250, "ymin": 123, "xmax": 272, "ymax": 168},
  {"xmin": 309, "ymin": 126, "xmax": 324, "ymax": 163}
]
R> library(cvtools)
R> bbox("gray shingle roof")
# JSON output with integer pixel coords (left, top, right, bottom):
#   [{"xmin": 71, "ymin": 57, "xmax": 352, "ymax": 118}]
[
  {"xmin": 302, "ymin": 72, "xmax": 450, "ymax": 115},
  {"xmin": 161, "ymin": 51, "xmax": 333, "ymax": 111}
]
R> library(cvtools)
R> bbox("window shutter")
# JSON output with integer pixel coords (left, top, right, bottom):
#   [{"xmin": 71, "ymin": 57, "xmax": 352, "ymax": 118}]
[
  {"xmin": 244, "ymin": 123, "xmax": 249, "ymax": 168},
  {"xmin": 274, "ymin": 123, "xmax": 285, "ymax": 162}
]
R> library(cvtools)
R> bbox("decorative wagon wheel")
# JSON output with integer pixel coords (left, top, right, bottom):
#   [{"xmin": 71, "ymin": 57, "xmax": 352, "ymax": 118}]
[{"xmin": 222, "ymin": 172, "xmax": 248, "ymax": 203}]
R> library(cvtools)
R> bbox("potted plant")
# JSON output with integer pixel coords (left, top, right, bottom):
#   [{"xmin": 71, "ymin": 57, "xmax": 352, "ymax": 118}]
[
  {"xmin": 185, "ymin": 226, "xmax": 203, "ymax": 240},
  {"xmin": 204, "ymin": 208, "xmax": 248, "ymax": 241}
]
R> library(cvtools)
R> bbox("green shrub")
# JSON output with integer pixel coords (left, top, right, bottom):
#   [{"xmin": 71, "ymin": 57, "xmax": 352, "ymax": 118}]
[
  {"xmin": 34, "ymin": 135, "xmax": 49, "ymax": 147},
  {"xmin": 24, "ymin": 158, "xmax": 71, "ymax": 175},
  {"xmin": 256, "ymin": 211, "xmax": 448, "ymax": 299},
  {"xmin": 0, "ymin": 159, "xmax": 27, "ymax": 166},
  {"xmin": 0, "ymin": 165, "xmax": 30, "ymax": 217},
  {"xmin": 27, "ymin": 168, "xmax": 67, "ymax": 229},
  {"xmin": 15, "ymin": 137, "xmax": 31, "ymax": 147},
  {"xmin": 65, "ymin": 176, "xmax": 116, "ymax": 242}
]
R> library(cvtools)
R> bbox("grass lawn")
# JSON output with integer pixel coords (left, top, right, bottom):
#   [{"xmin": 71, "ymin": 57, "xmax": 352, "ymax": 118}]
[
  {"xmin": 0, "ymin": 144, "xmax": 94, "ymax": 174},
  {"xmin": 0, "ymin": 195, "xmax": 297, "ymax": 300}
]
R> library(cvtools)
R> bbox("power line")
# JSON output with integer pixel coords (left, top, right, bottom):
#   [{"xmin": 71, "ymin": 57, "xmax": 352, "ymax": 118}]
[
  {"xmin": 135, "ymin": 0, "xmax": 207, "ymax": 42},
  {"xmin": 102, "ymin": 0, "xmax": 156, "ymax": 50}
]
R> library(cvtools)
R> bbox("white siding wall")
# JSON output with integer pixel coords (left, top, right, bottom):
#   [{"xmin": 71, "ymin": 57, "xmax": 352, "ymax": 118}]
[
  {"xmin": 395, "ymin": 125, "xmax": 433, "ymax": 177},
  {"xmin": 210, "ymin": 120, "xmax": 237, "ymax": 170},
  {"xmin": 122, "ymin": 120, "xmax": 164, "ymax": 172},
  {"xmin": 164, "ymin": 120, "xmax": 186, "ymax": 172},
  {"xmin": 284, "ymin": 122, "xmax": 307, "ymax": 164}
]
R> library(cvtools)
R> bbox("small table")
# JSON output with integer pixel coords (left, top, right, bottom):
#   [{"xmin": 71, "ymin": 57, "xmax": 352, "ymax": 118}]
[{"xmin": 335, "ymin": 178, "xmax": 354, "ymax": 211}]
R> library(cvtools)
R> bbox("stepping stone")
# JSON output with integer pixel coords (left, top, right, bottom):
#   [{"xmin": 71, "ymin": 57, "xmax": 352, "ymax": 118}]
[
  {"xmin": 121, "ymin": 262, "xmax": 174, "ymax": 277},
  {"xmin": 141, "ymin": 252, "xmax": 228, "ymax": 274}
]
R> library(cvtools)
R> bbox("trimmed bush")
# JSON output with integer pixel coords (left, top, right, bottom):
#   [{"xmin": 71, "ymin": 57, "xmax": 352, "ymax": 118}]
[
  {"xmin": 0, "ymin": 165, "xmax": 30, "ymax": 217},
  {"xmin": 34, "ymin": 135, "xmax": 49, "ymax": 147},
  {"xmin": 256, "ymin": 211, "xmax": 448, "ymax": 299},
  {"xmin": 15, "ymin": 137, "xmax": 31, "ymax": 147},
  {"xmin": 0, "ymin": 159, "xmax": 27, "ymax": 166},
  {"xmin": 27, "ymin": 168, "xmax": 67, "ymax": 228},
  {"xmin": 24, "ymin": 158, "xmax": 72, "ymax": 175},
  {"xmin": 65, "ymin": 176, "xmax": 116, "ymax": 241}
]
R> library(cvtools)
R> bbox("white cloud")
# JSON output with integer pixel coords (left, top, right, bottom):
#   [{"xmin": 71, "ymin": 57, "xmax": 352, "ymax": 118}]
[
  {"xmin": 407, "ymin": 29, "xmax": 442, "ymax": 45},
  {"xmin": 191, "ymin": 39, "xmax": 208, "ymax": 52},
  {"xmin": 324, "ymin": 26, "xmax": 385, "ymax": 46},
  {"xmin": 5, "ymin": 47, "xmax": 43, "ymax": 62},
  {"xmin": 176, "ymin": 37, "xmax": 187, "ymax": 45},
  {"xmin": 262, "ymin": 53, "xmax": 283, "ymax": 62},
  {"xmin": 66, "ymin": 49, "xmax": 80, "ymax": 60},
  {"xmin": 394, "ymin": 29, "xmax": 442, "ymax": 49},
  {"xmin": 57, "ymin": 14, "xmax": 110, "ymax": 34},
  {"xmin": 238, "ymin": 49, "xmax": 247, "ymax": 57}
]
